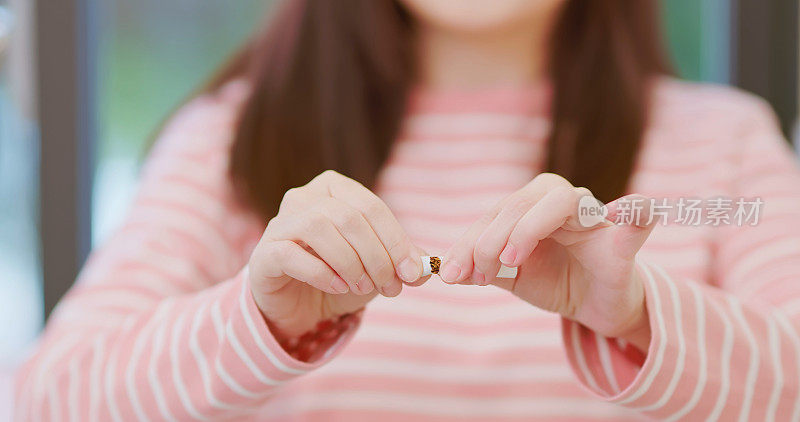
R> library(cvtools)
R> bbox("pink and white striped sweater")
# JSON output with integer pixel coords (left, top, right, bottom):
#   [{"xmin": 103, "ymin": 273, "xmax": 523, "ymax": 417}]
[{"xmin": 16, "ymin": 78, "xmax": 800, "ymax": 421}]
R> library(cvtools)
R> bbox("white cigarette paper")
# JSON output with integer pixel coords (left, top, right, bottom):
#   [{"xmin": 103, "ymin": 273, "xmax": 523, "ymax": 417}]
[{"xmin": 421, "ymin": 256, "xmax": 518, "ymax": 279}]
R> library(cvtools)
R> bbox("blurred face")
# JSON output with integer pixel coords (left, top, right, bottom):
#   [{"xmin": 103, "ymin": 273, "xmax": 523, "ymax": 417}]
[{"xmin": 397, "ymin": 0, "xmax": 565, "ymax": 34}]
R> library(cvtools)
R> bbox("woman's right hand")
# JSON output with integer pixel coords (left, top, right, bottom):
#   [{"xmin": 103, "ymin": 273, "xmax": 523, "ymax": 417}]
[{"xmin": 248, "ymin": 170, "xmax": 428, "ymax": 339}]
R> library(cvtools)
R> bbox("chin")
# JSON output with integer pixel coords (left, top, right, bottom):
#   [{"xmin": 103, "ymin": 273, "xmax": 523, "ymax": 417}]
[{"xmin": 398, "ymin": 0, "xmax": 565, "ymax": 34}]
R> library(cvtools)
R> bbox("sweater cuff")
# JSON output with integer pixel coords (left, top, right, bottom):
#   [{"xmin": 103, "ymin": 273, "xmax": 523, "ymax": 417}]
[
  {"xmin": 562, "ymin": 259, "xmax": 692, "ymax": 415},
  {"xmin": 219, "ymin": 268, "xmax": 361, "ymax": 385}
]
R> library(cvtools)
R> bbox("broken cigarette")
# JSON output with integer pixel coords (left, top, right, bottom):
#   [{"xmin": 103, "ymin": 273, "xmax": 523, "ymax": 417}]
[{"xmin": 421, "ymin": 256, "xmax": 518, "ymax": 279}]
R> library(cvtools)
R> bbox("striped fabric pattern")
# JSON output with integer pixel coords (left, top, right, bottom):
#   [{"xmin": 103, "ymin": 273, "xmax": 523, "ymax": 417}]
[{"xmin": 15, "ymin": 78, "xmax": 800, "ymax": 421}]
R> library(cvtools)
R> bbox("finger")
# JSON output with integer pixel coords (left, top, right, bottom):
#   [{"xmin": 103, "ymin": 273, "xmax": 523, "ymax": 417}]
[
  {"xmin": 255, "ymin": 240, "xmax": 349, "ymax": 295},
  {"xmin": 269, "ymin": 211, "xmax": 370, "ymax": 295},
  {"xmin": 605, "ymin": 194, "xmax": 660, "ymax": 259},
  {"xmin": 503, "ymin": 187, "xmax": 591, "ymax": 267},
  {"xmin": 441, "ymin": 213, "xmax": 494, "ymax": 284},
  {"xmin": 404, "ymin": 245, "xmax": 434, "ymax": 287},
  {"xmin": 443, "ymin": 180, "xmax": 547, "ymax": 285},
  {"xmin": 472, "ymin": 185, "xmax": 548, "ymax": 283},
  {"xmin": 327, "ymin": 177, "xmax": 421, "ymax": 284},
  {"xmin": 467, "ymin": 173, "xmax": 574, "ymax": 284},
  {"xmin": 319, "ymin": 198, "xmax": 402, "ymax": 297}
]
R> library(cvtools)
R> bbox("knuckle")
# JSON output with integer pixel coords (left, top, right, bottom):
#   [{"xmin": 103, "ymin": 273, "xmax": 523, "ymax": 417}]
[
  {"xmin": 264, "ymin": 215, "xmax": 293, "ymax": 240},
  {"xmin": 534, "ymin": 172, "xmax": 570, "ymax": 187},
  {"xmin": 337, "ymin": 208, "xmax": 363, "ymax": 233},
  {"xmin": 533, "ymin": 172, "xmax": 555, "ymax": 183},
  {"xmin": 302, "ymin": 211, "xmax": 329, "ymax": 235},
  {"xmin": 574, "ymin": 186, "xmax": 593, "ymax": 199},
  {"xmin": 344, "ymin": 261, "xmax": 366, "ymax": 280},
  {"xmin": 506, "ymin": 195, "xmax": 535, "ymax": 217},
  {"xmin": 507, "ymin": 226, "xmax": 528, "ymax": 245},
  {"xmin": 284, "ymin": 187, "xmax": 302, "ymax": 199},
  {"xmin": 446, "ymin": 244, "xmax": 471, "ymax": 264},
  {"xmin": 283, "ymin": 186, "xmax": 304, "ymax": 200},
  {"xmin": 474, "ymin": 241, "xmax": 496, "ymax": 264},
  {"xmin": 477, "ymin": 212, "xmax": 496, "ymax": 227},
  {"xmin": 319, "ymin": 169, "xmax": 345, "ymax": 185},
  {"xmin": 363, "ymin": 196, "xmax": 387, "ymax": 220},
  {"xmin": 260, "ymin": 240, "xmax": 291, "ymax": 268},
  {"xmin": 322, "ymin": 169, "xmax": 341, "ymax": 178},
  {"xmin": 329, "ymin": 174, "xmax": 365, "ymax": 199},
  {"xmin": 381, "ymin": 282, "xmax": 402, "ymax": 297},
  {"xmin": 281, "ymin": 187, "xmax": 304, "ymax": 207},
  {"xmin": 264, "ymin": 215, "xmax": 282, "ymax": 233},
  {"xmin": 357, "ymin": 272, "xmax": 375, "ymax": 291},
  {"xmin": 371, "ymin": 258, "xmax": 396, "ymax": 286},
  {"xmin": 311, "ymin": 266, "xmax": 330, "ymax": 282},
  {"xmin": 333, "ymin": 251, "xmax": 363, "ymax": 280},
  {"xmin": 309, "ymin": 170, "xmax": 338, "ymax": 186},
  {"xmin": 552, "ymin": 185, "xmax": 574, "ymax": 199},
  {"xmin": 384, "ymin": 234, "xmax": 408, "ymax": 258},
  {"xmin": 273, "ymin": 241, "xmax": 294, "ymax": 261},
  {"xmin": 318, "ymin": 169, "xmax": 338, "ymax": 180}
]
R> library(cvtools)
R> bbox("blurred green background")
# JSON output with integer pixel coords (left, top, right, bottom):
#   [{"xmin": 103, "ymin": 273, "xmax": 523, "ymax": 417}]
[{"xmin": 98, "ymin": 1, "xmax": 265, "ymax": 161}]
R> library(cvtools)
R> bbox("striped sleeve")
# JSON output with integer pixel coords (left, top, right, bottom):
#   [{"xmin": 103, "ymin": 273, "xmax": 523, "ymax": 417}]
[
  {"xmin": 15, "ymin": 84, "xmax": 359, "ymax": 421},
  {"xmin": 562, "ymin": 97, "xmax": 800, "ymax": 420}
]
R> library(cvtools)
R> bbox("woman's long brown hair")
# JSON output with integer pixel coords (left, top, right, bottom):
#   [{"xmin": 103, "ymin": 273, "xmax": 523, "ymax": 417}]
[{"xmin": 206, "ymin": 0, "xmax": 670, "ymax": 219}]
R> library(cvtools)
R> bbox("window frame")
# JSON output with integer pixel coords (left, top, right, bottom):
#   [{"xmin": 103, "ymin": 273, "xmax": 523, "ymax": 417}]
[{"xmin": 35, "ymin": 0, "xmax": 96, "ymax": 317}]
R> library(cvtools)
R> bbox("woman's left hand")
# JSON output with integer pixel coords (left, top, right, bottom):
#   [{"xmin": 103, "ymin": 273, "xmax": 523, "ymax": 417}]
[{"xmin": 441, "ymin": 173, "xmax": 657, "ymax": 352}]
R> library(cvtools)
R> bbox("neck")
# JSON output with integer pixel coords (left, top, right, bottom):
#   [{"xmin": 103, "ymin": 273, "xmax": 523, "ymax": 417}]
[{"xmin": 415, "ymin": 21, "xmax": 551, "ymax": 90}]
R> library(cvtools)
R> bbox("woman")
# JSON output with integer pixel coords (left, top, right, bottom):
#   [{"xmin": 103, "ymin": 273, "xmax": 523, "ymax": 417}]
[{"xmin": 17, "ymin": 0, "xmax": 800, "ymax": 420}]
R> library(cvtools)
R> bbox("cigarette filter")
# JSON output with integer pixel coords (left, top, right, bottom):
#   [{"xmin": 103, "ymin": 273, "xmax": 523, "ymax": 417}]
[{"xmin": 421, "ymin": 256, "xmax": 518, "ymax": 279}]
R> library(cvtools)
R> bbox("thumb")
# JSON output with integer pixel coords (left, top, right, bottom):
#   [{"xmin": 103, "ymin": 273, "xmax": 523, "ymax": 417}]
[
  {"xmin": 402, "ymin": 245, "xmax": 433, "ymax": 287},
  {"xmin": 604, "ymin": 194, "xmax": 660, "ymax": 259}
]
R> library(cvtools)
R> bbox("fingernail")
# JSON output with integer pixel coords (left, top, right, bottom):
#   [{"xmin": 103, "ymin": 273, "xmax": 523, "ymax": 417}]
[
  {"xmin": 380, "ymin": 281, "xmax": 402, "ymax": 297},
  {"xmin": 472, "ymin": 269, "xmax": 486, "ymax": 286},
  {"xmin": 440, "ymin": 263, "xmax": 461, "ymax": 283},
  {"xmin": 398, "ymin": 258, "xmax": 419, "ymax": 282},
  {"xmin": 499, "ymin": 244, "xmax": 517, "ymax": 266},
  {"xmin": 357, "ymin": 274, "xmax": 374, "ymax": 295},
  {"xmin": 331, "ymin": 276, "xmax": 349, "ymax": 294}
]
